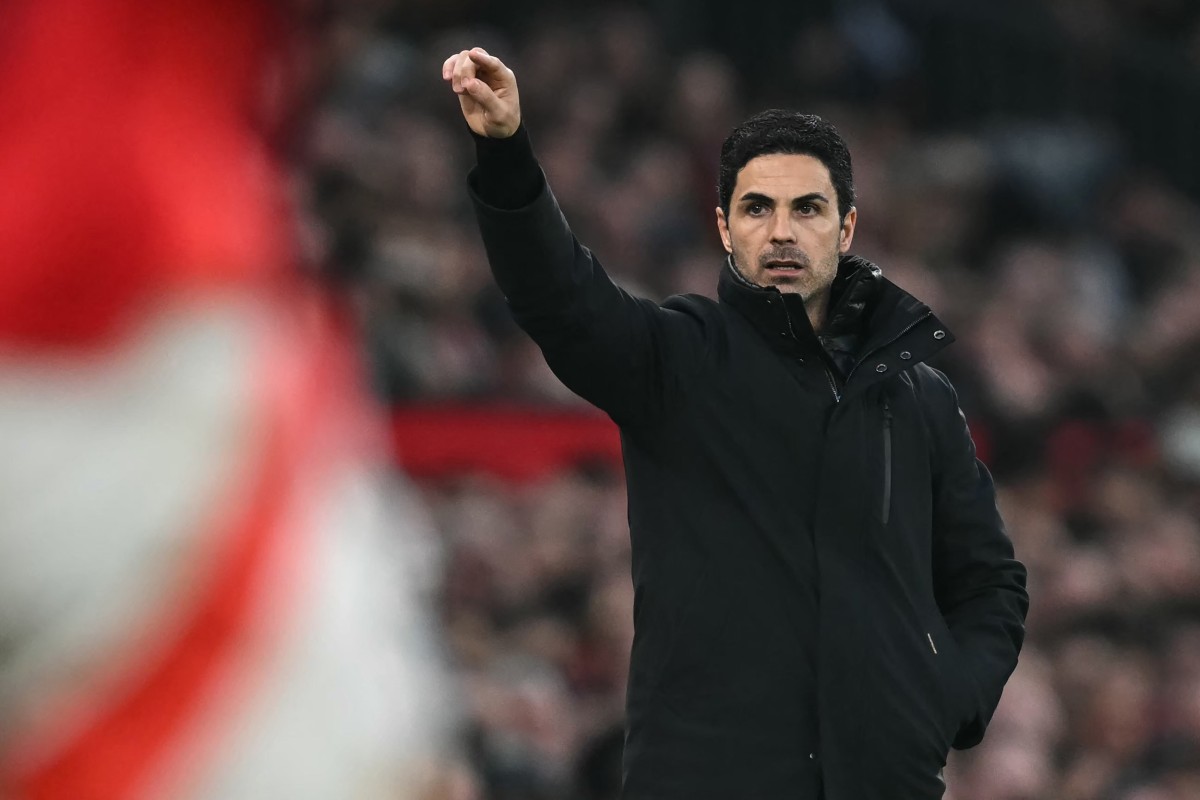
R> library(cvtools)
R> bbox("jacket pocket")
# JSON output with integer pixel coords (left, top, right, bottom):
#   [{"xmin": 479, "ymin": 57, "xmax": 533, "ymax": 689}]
[
  {"xmin": 881, "ymin": 397, "xmax": 893, "ymax": 525},
  {"xmin": 926, "ymin": 621, "xmax": 973, "ymax": 745},
  {"xmin": 922, "ymin": 626, "xmax": 956, "ymax": 746}
]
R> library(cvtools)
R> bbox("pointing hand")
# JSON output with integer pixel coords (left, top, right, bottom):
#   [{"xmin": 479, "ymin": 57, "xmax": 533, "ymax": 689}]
[{"xmin": 442, "ymin": 47, "xmax": 521, "ymax": 138}]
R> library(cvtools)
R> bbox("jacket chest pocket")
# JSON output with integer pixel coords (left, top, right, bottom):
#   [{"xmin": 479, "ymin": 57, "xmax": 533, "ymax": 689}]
[{"xmin": 870, "ymin": 385, "xmax": 934, "ymax": 536}]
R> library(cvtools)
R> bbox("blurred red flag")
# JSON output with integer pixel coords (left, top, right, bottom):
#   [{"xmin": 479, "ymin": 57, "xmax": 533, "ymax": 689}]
[
  {"xmin": 0, "ymin": 0, "xmax": 295, "ymax": 350},
  {"xmin": 0, "ymin": 4, "xmax": 437, "ymax": 799}
]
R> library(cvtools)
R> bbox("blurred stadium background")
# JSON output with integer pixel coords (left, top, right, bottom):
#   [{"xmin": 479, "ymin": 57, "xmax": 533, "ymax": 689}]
[{"xmin": 5, "ymin": 0, "xmax": 1200, "ymax": 798}]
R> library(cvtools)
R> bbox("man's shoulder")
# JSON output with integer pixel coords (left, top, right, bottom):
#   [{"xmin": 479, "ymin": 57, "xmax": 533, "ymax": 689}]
[
  {"xmin": 903, "ymin": 363, "xmax": 971, "ymax": 456},
  {"xmin": 662, "ymin": 292, "xmax": 721, "ymax": 317},
  {"xmin": 907, "ymin": 362, "xmax": 955, "ymax": 394},
  {"xmin": 659, "ymin": 292, "xmax": 730, "ymax": 334},
  {"xmin": 654, "ymin": 292, "xmax": 733, "ymax": 359},
  {"xmin": 902, "ymin": 363, "xmax": 962, "ymax": 426}
]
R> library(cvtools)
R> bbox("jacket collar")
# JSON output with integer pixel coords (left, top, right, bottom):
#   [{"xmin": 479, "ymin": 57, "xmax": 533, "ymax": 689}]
[{"xmin": 717, "ymin": 254, "xmax": 957, "ymax": 394}]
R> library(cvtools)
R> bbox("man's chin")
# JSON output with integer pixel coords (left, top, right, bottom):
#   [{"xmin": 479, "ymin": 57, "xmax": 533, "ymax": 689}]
[
  {"xmin": 764, "ymin": 276, "xmax": 804, "ymax": 294},
  {"xmin": 733, "ymin": 261, "xmax": 804, "ymax": 295}
]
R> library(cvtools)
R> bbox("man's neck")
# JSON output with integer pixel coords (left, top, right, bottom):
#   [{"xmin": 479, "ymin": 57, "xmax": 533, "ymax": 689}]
[{"xmin": 805, "ymin": 292, "xmax": 829, "ymax": 335}]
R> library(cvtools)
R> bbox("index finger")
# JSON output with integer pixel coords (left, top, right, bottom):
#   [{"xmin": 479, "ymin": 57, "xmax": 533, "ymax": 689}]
[{"xmin": 467, "ymin": 48, "xmax": 506, "ymax": 72}]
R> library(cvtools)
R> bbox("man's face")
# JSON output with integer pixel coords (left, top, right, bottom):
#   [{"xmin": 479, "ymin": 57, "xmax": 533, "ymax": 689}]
[{"xmin": 716, "ymin": 153, "xmax": 856, "ymax": 306}]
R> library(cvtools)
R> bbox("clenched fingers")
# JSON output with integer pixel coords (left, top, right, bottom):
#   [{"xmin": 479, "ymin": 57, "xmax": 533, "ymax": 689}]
[
  {"xmin": 445, "ymin": 48, "xmax": 511, "ymax": 90},
  {"xmin": 444, "ymin": 49, "xmax": 477, "ymax": 94},
  {"xmin": 466, "ymin": 48, "xmax": 503, "ymax": 72},
  {"xmin": 441, "ymin": 49, "xmax": 479, "ymax": 77},
  {"xmin": 442, "ymin": 46, "xmax": 521, "ymax": 138}
]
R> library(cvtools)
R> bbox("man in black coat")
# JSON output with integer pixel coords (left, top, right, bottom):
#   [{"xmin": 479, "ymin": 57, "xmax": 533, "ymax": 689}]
[{"xmin": 443, "ymin": 47, "xmax": 1029, "ymax": 800}]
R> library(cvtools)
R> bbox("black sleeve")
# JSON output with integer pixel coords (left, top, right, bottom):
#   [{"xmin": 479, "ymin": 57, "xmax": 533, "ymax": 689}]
[
  {"xmin": 926, "ymin": 368, "xmax": 1029, "ymax": 750},
  {"xmin": 467, "ymin": 130, "xmax": 710, "ymax": 426},
  {"xmin": 472, "ymin": 124, "xmax": 542, "ymax": 210}
]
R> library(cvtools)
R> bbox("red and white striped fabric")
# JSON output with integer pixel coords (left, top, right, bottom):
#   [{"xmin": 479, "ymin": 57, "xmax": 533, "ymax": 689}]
[{"xmin": 0, "ymin": 2, "xmax": 444, "ymax": 798}]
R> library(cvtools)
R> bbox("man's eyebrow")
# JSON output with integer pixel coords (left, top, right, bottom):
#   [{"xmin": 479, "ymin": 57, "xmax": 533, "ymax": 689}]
[
  {"xmin": 737, "ymin": 192, "xmax": 776, "ymax": 205},
  {"xmin": 791, "ymin": 193, "xmax": 829, "ymax": 206}
]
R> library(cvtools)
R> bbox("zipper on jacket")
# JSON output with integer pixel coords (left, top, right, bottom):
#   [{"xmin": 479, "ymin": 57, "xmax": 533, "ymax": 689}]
[
  {"xmin": 779, "ymin": 295, "xmax": 842, "ymax": 404},
  {"xmin": 881, "ymin": 396, "xmax": 893, "ymax": 524},
  {"xmin": 824, "ymin": 366, "xmax": 842, "ymax": 403},
  {"xmin": 926, "ymin": 632, "xmax": 938, "ymax": 655}
]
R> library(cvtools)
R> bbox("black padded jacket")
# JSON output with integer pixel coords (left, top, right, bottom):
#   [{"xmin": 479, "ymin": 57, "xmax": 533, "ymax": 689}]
[{"xmin": 468, "ymin": 125, "xmax": 1028, "ymax": 800}]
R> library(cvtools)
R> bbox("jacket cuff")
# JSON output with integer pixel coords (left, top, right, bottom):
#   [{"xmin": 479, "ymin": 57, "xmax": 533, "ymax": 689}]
[{"xmin": 471, "ymin": 123, "xmax": 542, "ymax": 210}]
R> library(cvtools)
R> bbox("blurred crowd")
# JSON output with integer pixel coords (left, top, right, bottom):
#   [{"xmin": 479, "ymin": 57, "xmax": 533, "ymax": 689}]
[{"xmin": 303, "ymin": 2, "xmax": 1200, "ymax": 799}]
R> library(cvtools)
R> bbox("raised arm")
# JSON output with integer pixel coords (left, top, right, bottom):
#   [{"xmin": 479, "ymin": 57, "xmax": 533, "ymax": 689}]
[{"xmin": 442, "ymin": 48, "xmax": 709, "ymax": 426}]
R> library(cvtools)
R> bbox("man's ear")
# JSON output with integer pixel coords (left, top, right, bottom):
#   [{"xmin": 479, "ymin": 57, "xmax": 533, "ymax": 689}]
[
  {"xmin": 839, "ymin": 206, "xmax": 857, "ymax": 254},
  {"xmin": 715, "ymin": 207, "xmax": 733, "ymax": 254}
]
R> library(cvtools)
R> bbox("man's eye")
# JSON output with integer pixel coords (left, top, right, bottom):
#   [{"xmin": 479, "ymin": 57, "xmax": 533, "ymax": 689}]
[
  {"xmin": 798, "ymin": 204, "xmax": 816, "ymax": 215},
  {"xmin": 747, "ymin": 203, "xmax": 767, "ymax": 216}
]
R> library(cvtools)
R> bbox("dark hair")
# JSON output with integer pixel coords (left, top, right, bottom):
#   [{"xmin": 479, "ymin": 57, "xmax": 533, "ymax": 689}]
[{"xmin": 718, "ymin": 110, "xmax": 855, "ymax": 220}]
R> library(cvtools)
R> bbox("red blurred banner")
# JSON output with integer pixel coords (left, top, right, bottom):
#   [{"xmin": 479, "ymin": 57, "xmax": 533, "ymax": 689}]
[{"xmin": 391, "ymin": 405, "xmax": 623, "ymax": 482}]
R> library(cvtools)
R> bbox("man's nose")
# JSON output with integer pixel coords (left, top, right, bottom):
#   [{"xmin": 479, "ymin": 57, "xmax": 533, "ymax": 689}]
[{"xmin": 769, "ymin": 212, "xmax": 796, "ymax": 243}]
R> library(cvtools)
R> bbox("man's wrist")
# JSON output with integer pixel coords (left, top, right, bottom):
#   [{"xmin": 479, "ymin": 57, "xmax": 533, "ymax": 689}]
[{"xmin": 473, "ymin": 122, "xmax": 541, "ymax": 209}]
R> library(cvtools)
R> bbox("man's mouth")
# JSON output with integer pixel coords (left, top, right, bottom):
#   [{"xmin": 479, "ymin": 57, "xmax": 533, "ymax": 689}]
[{"xmin": 764, "ymin": 261, "xmax": 804, "ymax": 271}]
